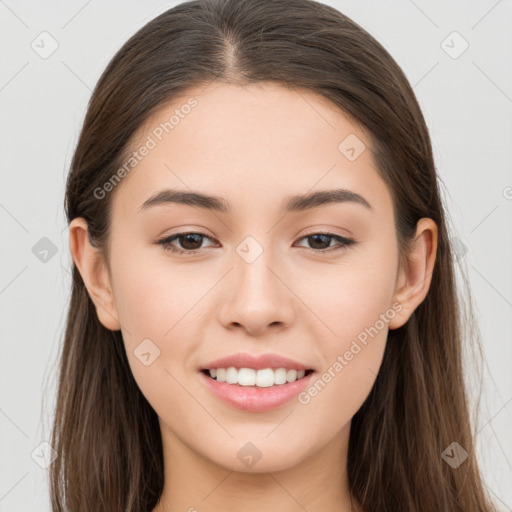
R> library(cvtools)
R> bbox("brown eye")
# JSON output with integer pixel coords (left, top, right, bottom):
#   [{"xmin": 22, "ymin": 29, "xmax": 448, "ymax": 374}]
[
  {"xmin": 295, "ymin": 232, "xmax": 356, "ymax": 253},
  {"xmin": 305, "ymin": 234, "xmax": 332, "ymax": 250},
  {"xmin": 176, "ymin": 233, "xmax": 204, "ymax": 250},
  {"xmin": 157, "ymin": 232, "xmax": 217, "ymax": 254},
  {"xmin": 156, "ymin": 231, "xmax": 356, "ymax": 256}
]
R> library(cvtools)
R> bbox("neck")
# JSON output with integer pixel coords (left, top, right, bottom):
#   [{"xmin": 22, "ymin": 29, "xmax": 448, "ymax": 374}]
[{"xmin": 152, "ymin": 421, "xmax": 356, "ymax": 512}]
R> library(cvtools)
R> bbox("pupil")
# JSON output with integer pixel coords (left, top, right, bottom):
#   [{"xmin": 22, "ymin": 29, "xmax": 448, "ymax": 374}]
[
  {"xmin": 182, "ymin": 234, "xmax": 202, "ymax": 250},
  {"xmin": 309, "ymin": 234, "xmax": 330, "ymax": 249}
]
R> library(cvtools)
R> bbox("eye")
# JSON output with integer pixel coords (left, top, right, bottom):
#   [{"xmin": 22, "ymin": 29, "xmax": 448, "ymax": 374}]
[
  {"xmin": 294, "ymin": 232, "xmax": 356, "ymax": 253},
  {"xmin": 157, "ymin": 232, "xmax": 217, "ymax": 255},
  {"xmin": 156, "ymin": 231, "xmax": 356, "ymax": 255}
]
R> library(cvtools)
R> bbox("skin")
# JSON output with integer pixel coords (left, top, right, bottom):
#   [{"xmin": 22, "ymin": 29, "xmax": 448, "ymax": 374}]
[{"xmin": 69, "ymin": 82, "xmax": 437, "ymax": 512}]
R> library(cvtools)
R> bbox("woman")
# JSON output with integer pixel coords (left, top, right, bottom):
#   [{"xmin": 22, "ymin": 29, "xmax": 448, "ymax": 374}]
[{"xmin": 51, "ymin": 0, "xmax": 496, "ymax": 510}]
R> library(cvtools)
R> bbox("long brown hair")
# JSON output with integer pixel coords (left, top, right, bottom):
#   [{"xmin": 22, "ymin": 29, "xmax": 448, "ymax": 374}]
[{"xmin": 50, "ymin": 0, "xmax": 495, "ymax": 509}]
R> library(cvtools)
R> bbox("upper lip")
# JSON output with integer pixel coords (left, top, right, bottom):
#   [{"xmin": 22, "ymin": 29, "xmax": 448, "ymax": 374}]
[{"xmin": 200, "ymin": 352, "xmax": 313, "ymax": 371}]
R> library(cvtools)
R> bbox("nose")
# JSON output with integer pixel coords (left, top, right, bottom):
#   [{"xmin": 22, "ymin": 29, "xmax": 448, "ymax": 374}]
[{"xmin": 218, "ymin": 243, "xmax": 295, "ymax": 336}]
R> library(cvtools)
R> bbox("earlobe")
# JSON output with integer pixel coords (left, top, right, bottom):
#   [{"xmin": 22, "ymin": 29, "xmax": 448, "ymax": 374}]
[
  {"xmin": 388, "ymin": 218, "xmax": 438, "ymax": 330},
  {"xmin": 68, "ymin": 218, "xmax": 121, "ymax": 331}
]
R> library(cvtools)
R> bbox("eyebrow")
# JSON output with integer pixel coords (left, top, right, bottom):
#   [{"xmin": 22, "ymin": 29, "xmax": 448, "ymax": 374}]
[{"xmin": 137, "ymin": 187, "xmax": 372, "ymax": 214}]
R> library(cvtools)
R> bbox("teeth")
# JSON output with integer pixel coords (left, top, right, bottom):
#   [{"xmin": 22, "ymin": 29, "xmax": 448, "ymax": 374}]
[{"xmin": 207, "ymin": 367, "xmax": 307, "ymax": 387}]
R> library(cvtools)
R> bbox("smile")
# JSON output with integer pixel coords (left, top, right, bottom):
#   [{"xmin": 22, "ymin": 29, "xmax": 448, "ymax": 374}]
[
  {"xmin": 202, "ymin": 367, "xmax": 314, "ymax": 387},
  {"xmin": 198, "ymin": 368, "xmax": 316, "ymax": 412}
]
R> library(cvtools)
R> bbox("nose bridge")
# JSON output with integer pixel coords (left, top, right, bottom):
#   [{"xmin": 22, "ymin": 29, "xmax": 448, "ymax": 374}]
[
  {"xmin": 218, "ymin": 234, "xmax": 293, "ymax": 332},
  {"xmin": 234, "ymin": 234, "xmax": 282, "ymax": 299}
]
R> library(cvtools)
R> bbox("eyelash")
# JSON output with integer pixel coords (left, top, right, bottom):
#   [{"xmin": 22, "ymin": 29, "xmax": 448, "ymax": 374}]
[{"xmin": 156, "ymin": 231, "xmax": 356, "ymax": 255}]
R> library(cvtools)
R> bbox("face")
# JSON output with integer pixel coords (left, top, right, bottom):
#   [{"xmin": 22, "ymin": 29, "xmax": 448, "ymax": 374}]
[{"xmin": 90, "ymin": 82, "xmax": 407, "ymax": 472}]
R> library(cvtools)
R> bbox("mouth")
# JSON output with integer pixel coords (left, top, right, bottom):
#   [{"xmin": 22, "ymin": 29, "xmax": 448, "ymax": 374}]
[
  {"xmin": 198, "ymin": 366, "xmax": 317, "ymax": 412},
  {"xmin": 200, "ymin": 368, "xmax": 315, "ymax": 388}
]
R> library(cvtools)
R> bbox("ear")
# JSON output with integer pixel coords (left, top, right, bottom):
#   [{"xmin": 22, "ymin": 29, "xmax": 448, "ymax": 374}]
[
  {"xmin": 388, "ymin": 218, "xmax": 438, "ymax": 330},
  {"xmin": 68, "ymin": 218, "xmax": 121, "ymax": 331}
]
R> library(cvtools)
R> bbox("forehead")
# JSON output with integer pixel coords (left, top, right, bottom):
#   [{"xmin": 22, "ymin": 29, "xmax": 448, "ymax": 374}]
[{"xmin": 111, "ymin": 82, "xmax": 393, "ymax": 221}]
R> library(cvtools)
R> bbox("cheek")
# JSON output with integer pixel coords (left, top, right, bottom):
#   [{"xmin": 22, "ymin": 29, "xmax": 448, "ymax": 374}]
[
  {"xmin": 295, "ymin": 252, "xmax": 398, "ymax": 346},
  {"xmin": 296, "ymin": 334, "xmax": 386, "ymax": 440},
  {"xmin": 296, "ymin": 270, "xmax": 393, "ymax": 428},
  {"xmin": 113, "ymin": 264, "xmax": 201, "ymax": 421},
  {"xmin": 110, "ymin": 245, "xmax": 205, "ymax": 339},
  {"xmin": 291, "ymin": 246, "xmax": 396, "ymax": 409},
  {"xmin": 108, "ymin": 245, "xmax": 219, "ymax": 380}
]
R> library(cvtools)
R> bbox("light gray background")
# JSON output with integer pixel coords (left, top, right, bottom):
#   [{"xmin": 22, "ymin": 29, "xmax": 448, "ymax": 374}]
[{"xmin": 1, "ymin": 0, "xmax": 511, "ymax": 510}]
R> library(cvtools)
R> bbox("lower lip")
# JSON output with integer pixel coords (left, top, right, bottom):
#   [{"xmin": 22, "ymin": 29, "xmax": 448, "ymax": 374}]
[{"xmin": 198, "ymin": 370, "xmax": 315, "ymax": 412}]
